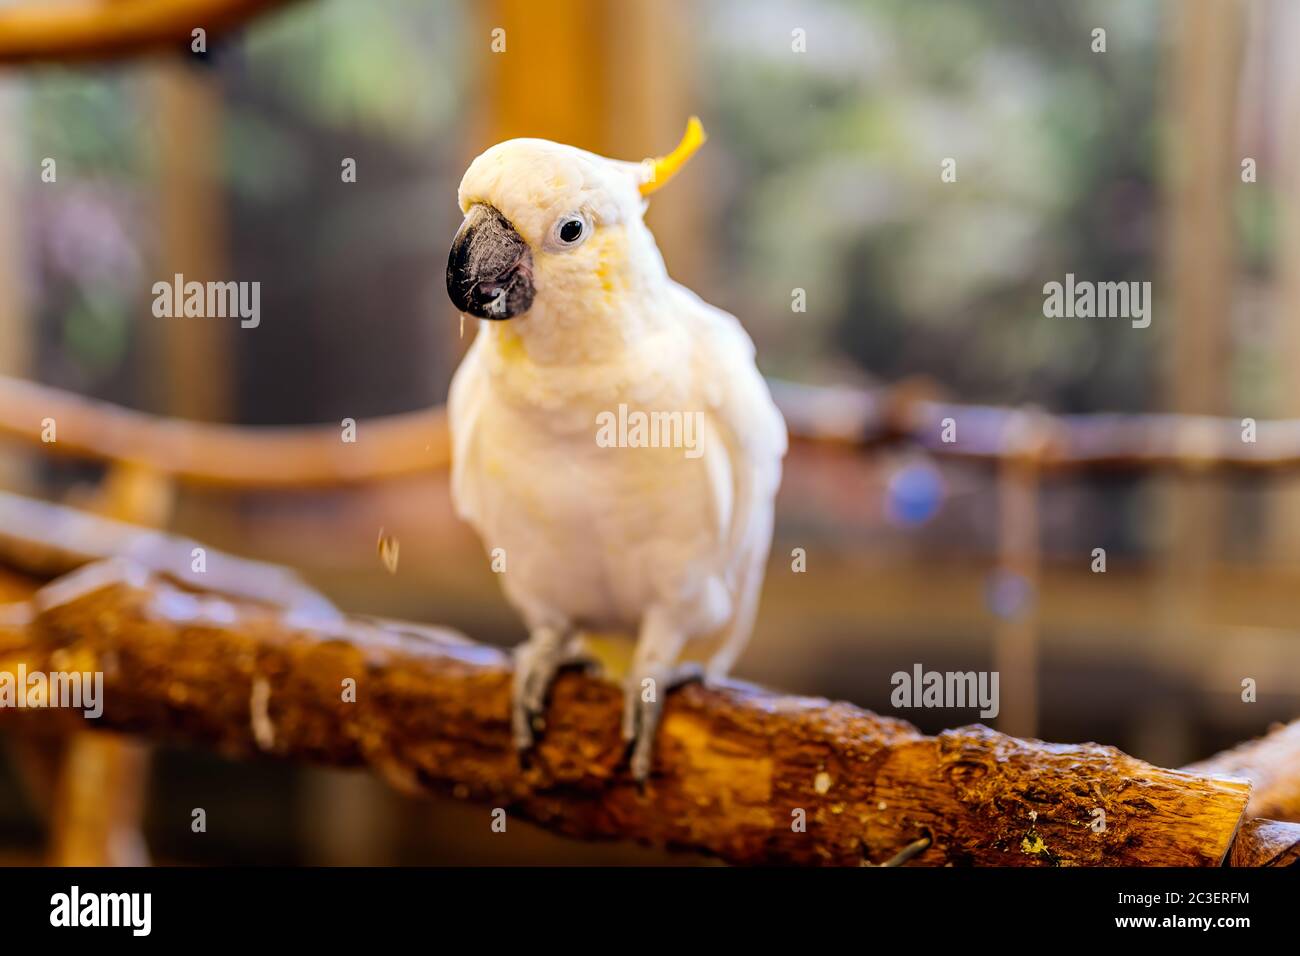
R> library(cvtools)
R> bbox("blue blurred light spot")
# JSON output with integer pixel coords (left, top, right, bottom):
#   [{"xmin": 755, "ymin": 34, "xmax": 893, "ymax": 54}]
[
  {"xmin": 985, "ymin": 570, "xmax": 1034, "ymax": 620},
  {"xmin": 885, "ymin": 461, "xmax": 944, "ymax": 527}
]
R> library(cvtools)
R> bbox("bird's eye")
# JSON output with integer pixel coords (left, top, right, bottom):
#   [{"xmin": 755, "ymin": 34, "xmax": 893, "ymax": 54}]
[
  {"xmin": 547, "ymin": 213, "xmax": 589, "ymax": 251},
  {"xmin": 558, "ymin": 218, "xmax": 584, "ymax": 243},
  {"xmin": 543, "ymin": 210, "xmax": 595, "ymax": 252}
]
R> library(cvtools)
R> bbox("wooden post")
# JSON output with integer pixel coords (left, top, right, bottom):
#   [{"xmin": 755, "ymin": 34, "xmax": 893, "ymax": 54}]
[
  {"xmin": 1269, "ymin": 0, "xmax": 1300, "ymax": 564},
  {"xmin": 0, "ymin": 84, "xmax": 31, "ymax": 489},
  {"xmin": 1152, "ymin": 0, "xmax": 1244, "ymax": 765},
  {"xmin": 993, "ymin": 413, "xmax": 1044, "ymax": 739},
  {"xmin": 473, "ymin": 0, "xmax": 707, "ymax": 291},
  {"xmin": 146, "ymin": 56, "xmax": 231, "ymax": 421},
  {"xmin": 45, "ymin": 464, "xmax": 173, "ymax": 866}
]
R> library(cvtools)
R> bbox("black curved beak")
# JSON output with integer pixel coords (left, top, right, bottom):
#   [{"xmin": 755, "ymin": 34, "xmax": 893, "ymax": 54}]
[{"xmin": 446, "ymin": 203, "xmax": 535, "ymax": 320}]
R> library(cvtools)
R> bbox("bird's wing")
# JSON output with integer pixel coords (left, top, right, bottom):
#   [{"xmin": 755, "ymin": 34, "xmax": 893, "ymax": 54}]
[
  {"xmin": 447, "ymin": 332, "xmax": 490, "ymax": 527},
  {"xmin": 678, "ymin": 284, "xmax": 787, "ymax": 639}
]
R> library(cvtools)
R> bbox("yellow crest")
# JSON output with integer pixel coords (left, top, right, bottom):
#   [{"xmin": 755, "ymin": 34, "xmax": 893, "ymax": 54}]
[{"xmin": 639, "ymin": 117, "xmax": 707, "ymax": 196}]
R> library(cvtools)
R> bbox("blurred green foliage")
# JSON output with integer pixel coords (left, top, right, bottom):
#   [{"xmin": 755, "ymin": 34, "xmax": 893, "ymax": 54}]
[
  {"xmin": 705, "ymin": 0, "xmax": 1172, "ymax": 411},
  {"xmin": 11, "ymin": 0, "xmax": 1281, "ymax": 419}
]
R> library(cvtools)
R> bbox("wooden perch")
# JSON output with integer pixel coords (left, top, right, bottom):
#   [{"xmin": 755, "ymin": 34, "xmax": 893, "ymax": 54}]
[
  {"xmin": 1184, "ymin": 720, "xmax": 1300, "ymax": 823},
  {"xmin": 0, "ymin": 0, "xmax": 301, "ymax": 64},
  {"xmin": 1229, "ymin": 819, "xmax": 1300, "ymax": 868},
  {"xmin": 0, "ymin": 535, "xmax": 1293, "ymax": 865}
]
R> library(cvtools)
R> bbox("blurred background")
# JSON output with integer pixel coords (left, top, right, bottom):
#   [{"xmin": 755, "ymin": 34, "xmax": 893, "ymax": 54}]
[{"xmin": 0, "ymin": 0, "xmax": 1298, "ymax": 864}]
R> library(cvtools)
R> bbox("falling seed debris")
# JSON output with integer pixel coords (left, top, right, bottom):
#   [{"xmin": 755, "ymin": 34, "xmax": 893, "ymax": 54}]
[{"xmin": 378, "ymin": 528, "xmax": 400, "ymax": 574}]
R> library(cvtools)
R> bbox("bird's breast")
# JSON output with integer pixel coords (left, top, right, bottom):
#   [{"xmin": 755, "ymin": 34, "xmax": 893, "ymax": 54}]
[{"xmin": 469, "ymin": 394, "xmax": 724, "ymax": 629}]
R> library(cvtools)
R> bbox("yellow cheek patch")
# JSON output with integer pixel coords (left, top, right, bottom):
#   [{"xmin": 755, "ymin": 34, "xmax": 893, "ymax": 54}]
[
  {"xmin": 593, "ymin": 231, "xmax": 626, "ymax": 297},
  {"xmin": 597, "ymin": 241, "xmax": 618, "ymax": 294},
  {"xmin": 490, "ymin": 323, "xmax": 527, "ymax": 363}
]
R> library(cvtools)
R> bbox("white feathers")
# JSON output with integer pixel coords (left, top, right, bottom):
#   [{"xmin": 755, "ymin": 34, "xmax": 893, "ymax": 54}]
[
  {"xmin": 448, "ymin": 137, "xmax": 785, "ymax": 674},
  {"xmin": 457, "ymin": 139, "xmax": 645, "ymax": 245}
]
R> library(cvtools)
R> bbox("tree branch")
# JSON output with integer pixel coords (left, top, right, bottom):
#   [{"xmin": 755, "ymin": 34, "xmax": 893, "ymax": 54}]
[
  {"xmin": 0, "ymin": 553, "xmax": 1291, "ymax": 866},
  {"xmin": 1184, "ymin": 720, "xmax": 1300, "ymax": 822}
]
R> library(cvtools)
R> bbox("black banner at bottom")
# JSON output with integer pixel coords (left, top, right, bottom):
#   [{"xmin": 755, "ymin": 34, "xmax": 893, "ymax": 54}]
[{"xmin": 0, "ymin": 865, "xmax": 1288, "ymax": 942}]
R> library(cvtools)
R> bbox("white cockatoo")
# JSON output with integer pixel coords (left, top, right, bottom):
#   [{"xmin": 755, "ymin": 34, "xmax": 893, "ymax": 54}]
[{"xmin": 445, "ymin": 119, "xmax": 786, "ymax": 779}]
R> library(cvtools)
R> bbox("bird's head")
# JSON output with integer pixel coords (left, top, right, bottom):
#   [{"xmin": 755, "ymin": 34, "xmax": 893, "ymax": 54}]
[{"xmin": 446, "ymin": 119, "xmax": 706, "ymax": 341}]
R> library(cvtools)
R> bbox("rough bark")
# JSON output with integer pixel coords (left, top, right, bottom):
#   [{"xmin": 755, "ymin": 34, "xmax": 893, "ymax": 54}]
[
  {"xmin": 0, "ymin": 557, "xmax": 1279, "ymax": 867},
  {"xmin": 1229, "ymin": 818, "xmax": 1300, "ymax": 867}
]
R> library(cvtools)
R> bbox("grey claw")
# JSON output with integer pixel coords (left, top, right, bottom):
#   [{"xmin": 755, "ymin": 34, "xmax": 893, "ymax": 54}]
[
  {"xmin": 512, "ymin": 651, "xmax": 538, "ymax": 751},
  {"xmin": 623, "ymin": 663, "xmax": 701, "ymax": 781},
  {"xmin": 630, "ymin": 717, "xmax": 657, "ymax": 781},
  {"xmin": 622, "ymin": 680, "xmax": 640, "ymax": 743},
  {"xmin": 512, "ymin": 631, "xmax": 591, "ymax": 756}
]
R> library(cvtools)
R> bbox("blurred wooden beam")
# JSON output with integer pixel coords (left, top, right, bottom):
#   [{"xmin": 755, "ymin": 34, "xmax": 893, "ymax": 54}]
[
  {"xmin": 0, "ymin": 84, "xmax": 31, "ymax": 491},
  {"xmin": 1164, "ymin": 0, "xmax": 1243, "ymax": 427},
  {"xmin": 0, "ymin": 489, "xmax": 340, "ymax": 617},
  {"xmin": 602, "ymin": 0, "xmax": 708, "ymax": 290},
  {"xmin": 1155, "ymin": 0, "xmax": 1246, "ymax": 763},
  {"xmin": 16, "ymin": 374, "xmax": 1300, "ymax": 493},
  {"xmin": 0, "ymin": 0, "xmax": 301, "ymax": 65},
  {"xmin": 991, "ymin": 428, "xmax": 1043, "ymax": 739},
  {"xmin": 473, "ymin": 0, "xmax": 708, "ymax": 295},
  {"xmin": 0, "ymin": 376, "xmax": 448, "ymax": 488},
  {"xmin": 1270, "ymin": 0, "xmax": 1300, "ymax": 564},
  {"xmin": 146, "ymin": 58, "xmax": 232, "ymax": 422},
  {"xmin": 477, "ymin": 0, "xmax": 610, "ymax": 150},
  {"xmin": 45, "ymin": 731, "xmax": 150, "ymax": 866}
]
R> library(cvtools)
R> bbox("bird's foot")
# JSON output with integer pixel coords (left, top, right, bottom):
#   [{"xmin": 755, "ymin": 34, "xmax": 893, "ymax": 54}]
[
  {"xmin": 512, "ymin": 627, "xmax": 592, "ymax": 753},
  {"xmin": 622, "ymin": 662, "xmax": 704, "ymax": 782}
]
